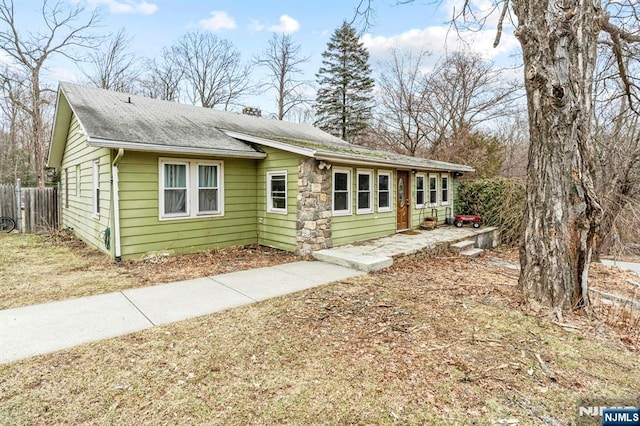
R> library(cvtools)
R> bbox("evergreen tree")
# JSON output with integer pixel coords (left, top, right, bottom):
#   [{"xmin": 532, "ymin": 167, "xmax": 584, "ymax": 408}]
[{"xmin": 314, "ymin": 21, "xmax": 374, "ymax": 142}]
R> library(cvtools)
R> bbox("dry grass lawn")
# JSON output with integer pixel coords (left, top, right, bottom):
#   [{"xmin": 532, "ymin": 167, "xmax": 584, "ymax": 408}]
[
  {"xmin": 1, "ymin": 233, "xmax": 639, "ymax": 424},
  {"xmin": 0, "ymin": 232, "xmax": 297, "ymax": 310}
]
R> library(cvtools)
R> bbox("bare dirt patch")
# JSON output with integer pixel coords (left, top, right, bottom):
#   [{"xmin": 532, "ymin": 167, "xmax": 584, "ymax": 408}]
[
  {"xmin": 0, "ymin": 233, "xmax": 297, "ymax": 310},
  {"xmin": 1, "ymin": 247, "xmax": 638, "ymax": 425}
]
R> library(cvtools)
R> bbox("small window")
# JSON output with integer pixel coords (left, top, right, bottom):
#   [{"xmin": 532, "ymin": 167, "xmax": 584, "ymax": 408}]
[
  {"xmin": 377, "ymin": 171, "xmax": 391, "ymax": 212},
  {"xmin": 332, "ymin": 168, "xmax": 351, "ymax": 215},
  {"xmin": 267, "ymin": 171, "xmax": 287, "ymax": 214},
  {"xmin": 75, "ymin": 164, "xmax": 80, "ymax": 197},
  {"xmin": 357, "ymin": 170, "xmax": 373, "ymax": 214},
  {"xmin": 415, "ymin": 174, "xmax": 425, "ymax": 208},
  {"xmin": 429, "ymin": 174, "xmax": 438, "ymax": 206},
  {"xmin": 163, "ymin": 162, "xmax": 188, "ymax": 216},
  {"xmin": 441, "ymin": 175, "xmax": 450, "ymax": 205},
  {"xmin": 198, "ymin": 164, "xmax": 219, "ymax": 214},
  {"xmin": 64, "ymin": 168, "xmax": 69, "ymax": 209},
  {"xmin": 92, "ymin": 160, "xmax": 100, "ymax": 217}
]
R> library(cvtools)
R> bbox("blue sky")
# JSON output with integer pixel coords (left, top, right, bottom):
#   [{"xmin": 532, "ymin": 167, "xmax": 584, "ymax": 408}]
[{"xmin": 6, "ymin": 0, "xmax": 522, "ymax": 116}]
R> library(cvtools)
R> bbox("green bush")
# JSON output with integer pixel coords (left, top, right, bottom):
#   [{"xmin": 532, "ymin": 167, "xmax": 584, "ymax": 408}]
[{"xmin": 457, "ymin": 178, "xmax": 525, "ymax": 246}]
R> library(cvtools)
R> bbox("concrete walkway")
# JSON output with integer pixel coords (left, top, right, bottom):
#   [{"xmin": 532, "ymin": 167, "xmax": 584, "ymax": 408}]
[
  {"xmin": 601, "ymin": 259, "xmax": 640, "ymax": 277},
  {"xmin": 0, "ymin": 261, "xmax": 363, "ymax": 364}
]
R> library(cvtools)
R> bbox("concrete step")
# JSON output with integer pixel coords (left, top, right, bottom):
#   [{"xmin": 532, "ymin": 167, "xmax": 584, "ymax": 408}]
[
  {"xmin": 451, "ymin": 240, "xmax": 476, "ymax": 252},
  {"xmin": 312, "ymin": 249, "xmax": 393, "ymax": 273},
  {"xmin": 460, "ymin": 248, "xmax": 484, "ymax": 258}
]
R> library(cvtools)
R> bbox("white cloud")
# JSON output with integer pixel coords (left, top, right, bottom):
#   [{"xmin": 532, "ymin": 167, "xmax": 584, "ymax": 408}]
[
  {"xmin": 361, "ymin": 24, "xmax": 520, "ymax": 67},
  {"xmin": 249, "ymin": 19, "xmax": 266, "ymax": 32},
  {"xmin": 267, "ymin": 15, "xmax": 300, "ymax": 34},
  {"xmin": 199, "ymin": 11, "xmax": 237, "ymax": 32},
  {"xmin": 87, "ymin": 0, "xmax": 158, "ymax": 15}
]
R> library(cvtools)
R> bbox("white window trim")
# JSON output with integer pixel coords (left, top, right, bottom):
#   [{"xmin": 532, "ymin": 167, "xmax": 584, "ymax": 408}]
[
  {"xmin": 377, "ymin": 170, "xmax": 392, "ymax": 213},
  {"xmin": 266, "ymin": 170, "xmax": 288, "ymax": 215},
  {"xmin": 441, "ymin": 174, "xmax": 450, "ymax": 206},
  {"xmin": 158, "ymin": 158, "xmax": 224, "ymax": 221},
  {"xmin": 356, "ymin": 169, "xmax": 374, "ymax": 214},
  {"xmin": 429, "ymin": 173, "xmax": 439, "ymax": 207},
  {"xmin": 75, "ymin": 164, "xmax": 80, "ymax": 197},
  {"xmin": 196, "ymin": 162, "xmax": 223, "ymax": 216},
  {"xmin": 92, "ymin": 160, "xmax": 100, "ymax": 218},
  {"xmin": 332, "ymin": 167, "xmax": 352, "ymax": 216},
  {"xmin": 415, "ymin": 173, "xmax": 426, "ymax": 209}
]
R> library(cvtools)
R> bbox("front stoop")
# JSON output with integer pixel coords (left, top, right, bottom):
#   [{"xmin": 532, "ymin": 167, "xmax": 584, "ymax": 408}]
[
  {"xmin": 460, "ymin": 247, "xmax": 484, "ymax": 258},
  {"xmin": 451, "ymin": 240, "xmax": 476, "ymax": 252},
  {"xmin": 312, "ymin": 250, "xmax": 393, "ymax": 273}
]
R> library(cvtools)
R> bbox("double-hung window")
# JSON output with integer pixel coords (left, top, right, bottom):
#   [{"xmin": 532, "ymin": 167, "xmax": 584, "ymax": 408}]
[
  {"xmin": 377, "ymin": 171, "xmax": 391, "ymax": 212},
  {"xmin": 267, "ymin": 171, "xmax": 287, "ymax": 214},
  {"xmin": 441, "ymin": 174, "xmax": 450, "ymax": 205},
  {"xmin": 332, "ymin": 168, "xmax": 351, "ymax": 215},
  {"xmin": 160, "ymin": 158, "xmax": 223, "ymax": 219},
  {"xmin": 357, "ymin": 170, "xmax": 373, "ymax": 214},
  {"xmin": 92, "ymin": 160, "xmax": 100, "ymax": 217},
  {"xmin": 429, "ymin": 174, "xmax": 438, "ymax": 206},
  {"xmin": 198, "ymin": 164, "xmax": 219, "ymax": 214},
  {"xmin": 415, "ymin": 174, "xmax": 425, "ymax": 208},
  {"xmin": 162, "ymin": 162, "xmax": 188, "ymax": 216}
]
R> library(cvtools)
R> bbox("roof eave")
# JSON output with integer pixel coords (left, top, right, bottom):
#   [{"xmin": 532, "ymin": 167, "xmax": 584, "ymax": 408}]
[
  {"xmin": 87, "ymin": 138, "xmax": 267, "ymax": 159},
  {"xmin": 314, "ymin": 152, "xmax": 475, "ymax": 172},
  {"xmin": 222, "ymin": 130, "xmax": 316, "ymax": 157},
  {"xmin": 46, "ymin": 87, "xmax": 70, "ymax": 169}
]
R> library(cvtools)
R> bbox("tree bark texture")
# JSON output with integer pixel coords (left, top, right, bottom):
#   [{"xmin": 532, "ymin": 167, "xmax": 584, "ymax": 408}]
[{"xmin": 514, "ymin": 1, "xmax": 603, "ymax": 310}]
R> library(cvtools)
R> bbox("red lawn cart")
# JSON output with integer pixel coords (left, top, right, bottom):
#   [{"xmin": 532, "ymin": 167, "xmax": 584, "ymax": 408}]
[{"xmin": 454, "ymin": 214, "xmax": 482, "ymax": 229}]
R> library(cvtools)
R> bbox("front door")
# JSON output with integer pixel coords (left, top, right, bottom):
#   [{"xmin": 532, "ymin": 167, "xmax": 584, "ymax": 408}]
[{"xmin": 397, "ymin": 170, "xmax": 410, "ymax": 230}]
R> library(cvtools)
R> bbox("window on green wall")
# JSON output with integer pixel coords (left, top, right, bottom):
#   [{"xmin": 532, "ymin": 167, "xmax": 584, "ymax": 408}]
[
  {"xmin": 415, "ymin": 174, "xmax": 425, "ymax": 208},
  {"xmin": 267, "ymin": 171, "xmax": 287, "ymax": 214},
  {"xmin": 441, "ymin": 174, "xmax": 450, "ymax": 205},
  {"xmin": 75, "ymin": 164, "xmax": 80, "ymax": 197},
  {"xmin": 198, "ymin": 164, "xmax": 219, "ymax": 214},
  {"xmin": 159, "ymin": 158, "xmax": 223, "ymax": 220},
  {"xmin": 378, "ymin": 171, "xmax": 391, "ymax": 212},
  {"xmin": 332, "ymin": 168, "xmax": 351, "ymax": 215},
  {"xmin": 429, "ymin": 174, "xmax": 438, "ymax": 206},
  {"xmin": 357, "ymin": 170, "xmax": 373, "ymax": 214},
  {"xmin": 64, "ymin": 168, "xmax": 69, "ymax": 209},
  {"xmin": 92, "ymin": 160, "xmax": 100, "ymax": 217}
]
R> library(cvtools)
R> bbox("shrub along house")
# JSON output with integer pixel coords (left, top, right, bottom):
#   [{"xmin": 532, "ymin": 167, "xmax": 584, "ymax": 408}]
[{"xmin": 47, "ymin": 83, "xmax": 474, "ymax": 261}]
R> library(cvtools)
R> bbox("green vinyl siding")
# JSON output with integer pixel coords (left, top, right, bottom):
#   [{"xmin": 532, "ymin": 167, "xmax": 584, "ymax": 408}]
[
  {"xmin": 59, "ymin": 114, "xmax": 112, "ymax": 256},
  {"xmin": 331, "ymin": 166, "xmax": 396, "ymax": 247},
  {"xmin": 117, "ymin": 151, "xmax": 258, "ymax": 259},
  {"xmin": 256, "ymin": 147, "xmax": 301, "ymax": 252}
]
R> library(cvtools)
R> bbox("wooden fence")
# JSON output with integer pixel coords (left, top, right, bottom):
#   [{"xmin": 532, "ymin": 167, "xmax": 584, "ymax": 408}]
[{"xmin": 0, "ymin": 183, "xmax": 60, "ymax": 233}]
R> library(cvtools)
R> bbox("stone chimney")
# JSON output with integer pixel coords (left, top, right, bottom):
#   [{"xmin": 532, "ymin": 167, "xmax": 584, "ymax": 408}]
[{"xmin": 242, "ymin": 106, "xmax": 262, "ymax": 117}]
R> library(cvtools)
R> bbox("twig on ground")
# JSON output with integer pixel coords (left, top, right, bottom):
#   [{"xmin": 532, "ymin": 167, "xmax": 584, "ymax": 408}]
[{"xmin": 535, "ymin": 353, "xmax": 557, "ymax": 381}]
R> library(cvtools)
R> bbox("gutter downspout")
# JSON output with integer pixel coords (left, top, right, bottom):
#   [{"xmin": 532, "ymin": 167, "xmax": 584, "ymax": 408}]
[{"xmin": 111, "ymin": 148, "xmax": 124, "ymax": 262}]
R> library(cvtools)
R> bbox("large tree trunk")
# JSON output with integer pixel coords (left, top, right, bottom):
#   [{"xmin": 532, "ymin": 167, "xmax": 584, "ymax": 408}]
[{"xmin": 514, "ymin": 1, "xmax": 603, "ymax": 310}]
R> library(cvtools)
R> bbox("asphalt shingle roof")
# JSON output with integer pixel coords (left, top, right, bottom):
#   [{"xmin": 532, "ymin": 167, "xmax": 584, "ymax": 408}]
[{"xmin": 53, "ymin": 82, "xmax": 474, "ymax": 172}]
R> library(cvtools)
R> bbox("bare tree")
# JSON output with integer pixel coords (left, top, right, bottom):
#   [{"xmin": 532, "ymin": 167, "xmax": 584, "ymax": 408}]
[
  {"xmin": 372, "ymin": 49, "xmax": 518, "ymax": 162},
  {"xmin": 424, "ymin": 51, "xmax": 520, "ymax": 155},
  {"xmin": 139, "ymin": 47, "xmax": 184, "ymax": 101},
  {"xmin": 592, "ymin": 65, "xmax": 640, "ymax": 259},
  {"xmin": 0, "ymin": 0, "xmax": 101, "ymax": 187},
  {"xmin": 82, "ymin": 28, "xmax": 141, "ymax": 93},
  {"xmin": 357, "ymin": 1, "xmax": 640, "ymax": 311},
  {"xmin": 0, "ymin": 73, "xmax": 31, "ymax": 184},
  {"xmin": 254, "ymin": 33, "xmax": 311, "ymax": 120},
  {"xmin": 373, "ymin": 49, "xmax": 431, "ymax": 156},
  {"xmin": 172, "ymin": 31, "xmax": 252, "ymax": 110}
]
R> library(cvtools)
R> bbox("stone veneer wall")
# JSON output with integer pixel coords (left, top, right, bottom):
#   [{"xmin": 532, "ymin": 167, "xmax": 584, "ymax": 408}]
[{"xmin": 296, "ymin": 158, "xmax": 332, "ymax": 255}]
